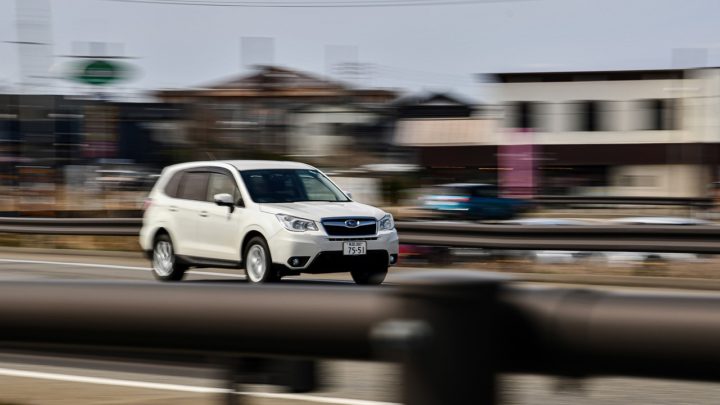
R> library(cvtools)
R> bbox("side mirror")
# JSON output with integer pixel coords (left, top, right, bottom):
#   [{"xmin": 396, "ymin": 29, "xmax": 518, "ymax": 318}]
[
  {"xmin": 345, "ymin": 191, "xmax": 353, "ymax": 199},
  {"xmin": 214, "ymin": 193, "xmax": 235, "ymax": 213}
]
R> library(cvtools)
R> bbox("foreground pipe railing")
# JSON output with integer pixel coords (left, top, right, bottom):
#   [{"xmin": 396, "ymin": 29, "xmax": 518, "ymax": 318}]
[
  {"xmin": 1, "ymin": 217, "xmax": 720, "ymax": 253},
  {"xmin": 2, "ymin": 272, "xmax": 720, "ymax": 404},
  {"xmin": 496, "ymin": 285, "xmax": 720, "ymax": 381},
  {"xmin": 0, "ymin": 280, "xmax": 399, "ymax": 360}
]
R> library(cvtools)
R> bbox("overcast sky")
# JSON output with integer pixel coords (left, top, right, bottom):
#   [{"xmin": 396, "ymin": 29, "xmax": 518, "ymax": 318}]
[{"xmin": 1, "ymin": 0, "xmax": 720, "ymax": 100}]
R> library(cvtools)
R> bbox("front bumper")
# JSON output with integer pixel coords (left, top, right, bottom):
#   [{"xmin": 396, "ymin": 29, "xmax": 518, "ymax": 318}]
[{"xmin": 267, "ymin": 229, "xmax": 400, "ymax": 273}]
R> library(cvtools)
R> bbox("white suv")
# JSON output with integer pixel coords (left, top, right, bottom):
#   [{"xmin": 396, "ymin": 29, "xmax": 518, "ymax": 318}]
[{"xmin": 140, "ymin": 160, "xmax": 399, "ymax": 285}]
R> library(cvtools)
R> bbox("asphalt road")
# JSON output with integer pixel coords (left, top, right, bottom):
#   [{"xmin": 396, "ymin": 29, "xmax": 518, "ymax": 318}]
[{"xmin": 1, "ymin": 248, "xmax": 720, "ymax": 404}]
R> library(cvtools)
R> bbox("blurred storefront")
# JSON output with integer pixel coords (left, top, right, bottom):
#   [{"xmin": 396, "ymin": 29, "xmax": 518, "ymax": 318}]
[
  {"xmin": 395, "ymin": 68, "xmax": 720, "ymax": 198},
  {"xmin": 0, "ymin": 94, "xmax": 187, "ymax": 183}
]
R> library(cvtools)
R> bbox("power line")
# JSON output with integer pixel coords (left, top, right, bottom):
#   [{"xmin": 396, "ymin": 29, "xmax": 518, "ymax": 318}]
[{"xmin": 107, "ymin": 0, "xmax": 529, "ymax": 8}]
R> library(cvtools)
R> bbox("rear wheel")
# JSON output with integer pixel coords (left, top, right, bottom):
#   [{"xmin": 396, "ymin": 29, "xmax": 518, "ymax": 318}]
[
  {"xmin": 351, "ymin": 266, "xmax": 388, "ymax": 285},
  {"xmin": 244, "ymin": 237, "xmax": 278, "ymax": 283},
  {"xmin": 152, "ymin": 234, "xmax": 187, "ymax": 281}
]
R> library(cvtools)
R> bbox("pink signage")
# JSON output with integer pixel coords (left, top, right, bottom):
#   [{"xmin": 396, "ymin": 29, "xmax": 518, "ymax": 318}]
[{"xmin": 498, "ymin": 129, "xmax": 536, "ymax": 198}]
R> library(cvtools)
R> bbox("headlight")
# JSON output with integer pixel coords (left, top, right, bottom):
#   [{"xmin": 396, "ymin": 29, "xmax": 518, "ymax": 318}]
[
  {"xmin": 276, "ymin": 214, "xmax": 318, "ymax": 232},
  {"xmin": 378, "ymin": 214, "xmax": 394, "ymax": 231}
]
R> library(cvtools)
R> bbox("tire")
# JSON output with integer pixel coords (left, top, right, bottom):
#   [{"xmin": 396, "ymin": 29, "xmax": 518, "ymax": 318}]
[
  {"xmin": 351, "ymin": 266, "xmax": 388, "ymax": 285},
  {"xmin": 244, "ymin": 236, "xmax": 277, "ymax": 283},
  {"xmin": 151, "ymin": 233, "xmax": 187, "ymax": 281}
]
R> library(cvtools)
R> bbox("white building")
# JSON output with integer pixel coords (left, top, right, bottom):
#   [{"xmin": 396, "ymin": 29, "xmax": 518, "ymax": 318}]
[{"xmin": 487, "ymin": 68, "xmax": 720, "ymax": 197}]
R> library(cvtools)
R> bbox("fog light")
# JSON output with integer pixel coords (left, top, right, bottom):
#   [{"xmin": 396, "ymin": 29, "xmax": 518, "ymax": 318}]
[
  {"xmin": 287, "ymin": 256, "xmax": 310, "ymax": 268},
  {"xmin": 389, "ymin": 254, "xmax": 398, "ymax": 265}
]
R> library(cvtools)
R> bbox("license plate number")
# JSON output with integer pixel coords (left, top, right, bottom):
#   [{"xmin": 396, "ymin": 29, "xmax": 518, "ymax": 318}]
[{"xmin": 343, "ymin": 241, "xmax": 367, "ymax": 256}]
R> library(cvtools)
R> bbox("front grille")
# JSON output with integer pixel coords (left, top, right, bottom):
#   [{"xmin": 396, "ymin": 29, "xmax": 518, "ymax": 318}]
[{"xmin": 322, "ymin": 217, "xmax": 377, "ymax": 236}]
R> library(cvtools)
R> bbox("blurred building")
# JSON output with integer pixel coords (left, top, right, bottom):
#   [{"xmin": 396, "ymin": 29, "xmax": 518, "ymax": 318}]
[
  {"xmin": 492, "ymin": 68, "xmax": 720, "ymax": 197},
  {"xmin": 288, "ymin": 103, "xmax": 396, "ymax": 167},
  {"xmin": 155, "ymin": 65, "xmax": 397, "ymax": 162},
  {"xmin": 0, "ymin": 94, "xmax": 186, "ymax": 184},
  {"xmin": 393, "ymin": 92, "xmax": 476, "ymax": 119},
  {"xmin": 0, "ymin": 95, "xmax": 84, "ymax": 186},
  {"xmin": 393, "ymin": 92, "xmax": 500, "ymax": 184},
  {"xmin": 395, "ymin": 69, "xmax": 720, "ymax": 198}
]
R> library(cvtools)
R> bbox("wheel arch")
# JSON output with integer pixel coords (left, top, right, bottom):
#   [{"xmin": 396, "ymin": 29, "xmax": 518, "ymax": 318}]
[
  {"xmin": 150, "ymin": 226, "xmax": 183, "ymax": 254},
  {"xmin": 152, "ymin": 226, "xmax": 172, "ymax": 243},
  {"xmin": 241, "ymin": 230, "xmax": 267, "ymax": 262}
]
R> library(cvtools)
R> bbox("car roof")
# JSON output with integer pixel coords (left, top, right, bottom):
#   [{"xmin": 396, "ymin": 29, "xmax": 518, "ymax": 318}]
[
  {"xmin": 164, "ymin": 160, "xmax": 316, "ymax": 172},
  {"xmin": 224, "ymin": 160, "xmax": 315, "ymax": 171}
]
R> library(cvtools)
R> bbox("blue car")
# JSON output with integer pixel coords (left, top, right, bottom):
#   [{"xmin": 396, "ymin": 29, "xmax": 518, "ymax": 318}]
[{"xmin": 421, "ymin": 183, "xmax": 530, "ymax": 220}]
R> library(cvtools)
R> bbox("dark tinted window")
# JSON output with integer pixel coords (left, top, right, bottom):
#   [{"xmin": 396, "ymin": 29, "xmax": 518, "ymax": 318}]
[
  {"xmin": 178, "ymin": 172, "xmax": 209, "ymax": 201},
  {"xmin": 580, "ymin": 100, "xmax": 599, "ymax": 131},
  {"xmin": 512, "ymin": 101, "xmax": 535, "ymax": 129},
  {"xmin": 471, "ymin": 186, "xmax": 498, "ymax": 198},
  {"xmin": 431, "ymin": 187, "xmax": 470, "ymax": 197},
  {"xmin": 207, "ymin": 173, "xmax": 241, "ymax": 203},
  {"xmin": 570, "ymin": 100, "xmax": 609, "ymax": 131},
  {"xmin": 164, "ymin": 171, "xmax": 183, "ymax": 198},
  {"xmin": 640, "ymin": 99, "xmax": 677, "ymax": 130}
]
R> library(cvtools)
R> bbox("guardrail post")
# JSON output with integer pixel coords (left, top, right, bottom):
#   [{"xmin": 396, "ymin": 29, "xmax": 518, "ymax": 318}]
[
  {"xmin": 395, "ymin": 271, "xmax": 506, "ymax": 405},
  {"xmin": 215, "ymin": 357, "xmax": 317, "ymax": 404}
]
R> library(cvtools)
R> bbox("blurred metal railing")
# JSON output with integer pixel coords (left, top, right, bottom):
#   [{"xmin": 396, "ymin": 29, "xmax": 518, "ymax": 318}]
[
  {"xmin": 1, "ymin": 217, "xmax": 720, "ymax": 253},
  {"xmin": 3, "ymin": 272, "xmax": 720, "ymax": 404},
  {"xmin": 533, "ymin": 195, "xmax": 714, "ymax": 208},
  {"xmin": 0, "ymin": 217, "xmax": 140, "ymax": 235},
  {"xmin": 397, "ymin": 222, "xmax": 720, "ymax": 253}
]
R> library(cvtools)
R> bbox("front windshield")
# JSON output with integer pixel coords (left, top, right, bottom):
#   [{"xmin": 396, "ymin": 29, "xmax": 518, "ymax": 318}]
[{"xmin": 240, "ymin": 169, "xmax": 350, "ymax": 203}]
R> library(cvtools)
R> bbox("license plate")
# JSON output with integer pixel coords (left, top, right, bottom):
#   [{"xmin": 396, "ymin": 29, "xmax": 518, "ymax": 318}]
[{"xmin": 343, "ymin": 241, "xmax": 367, "ymax": 256}]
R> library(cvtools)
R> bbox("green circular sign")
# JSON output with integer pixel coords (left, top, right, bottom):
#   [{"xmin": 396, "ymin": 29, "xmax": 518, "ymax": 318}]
[{"xmin": 73, "ymin": 60, "xmax": 128, "ymax": 86}]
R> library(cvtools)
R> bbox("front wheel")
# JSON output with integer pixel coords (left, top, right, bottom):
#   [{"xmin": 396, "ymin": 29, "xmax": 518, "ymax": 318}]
[
  {"xmin": 152, "ymin": 234, "xmax": 187, "ymax": 281},
  {"xmin": 351, "ymin": 266, "xmax": 388, "ymax": 285},
  {"xmin": 244, "ymin": 237, "xmax": 277, "ymax": 283}
]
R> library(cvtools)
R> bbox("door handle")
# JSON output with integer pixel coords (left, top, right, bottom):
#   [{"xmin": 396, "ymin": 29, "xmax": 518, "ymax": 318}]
[
  {"xmin": 199, "ymin": 211, "xmax": 209, "ymax": 217},
  {"xmin": 168, "ymin": 206, "xmax": 178, "ymax": 212}
]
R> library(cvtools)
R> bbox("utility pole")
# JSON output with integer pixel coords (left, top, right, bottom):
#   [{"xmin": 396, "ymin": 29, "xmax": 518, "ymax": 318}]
[
  {"xmin": 14, "ymin": 0, "xmax": 54, "ymax": 93},
  {"xmin": 12, "ymin": 0, "xmax": 56, "ymax": 207}
]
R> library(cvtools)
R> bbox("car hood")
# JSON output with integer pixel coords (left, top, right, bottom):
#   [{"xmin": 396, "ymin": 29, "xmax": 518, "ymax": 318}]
[{"xmin": 259, "ymin": 201, "xmax": 386, "ymax": 221}]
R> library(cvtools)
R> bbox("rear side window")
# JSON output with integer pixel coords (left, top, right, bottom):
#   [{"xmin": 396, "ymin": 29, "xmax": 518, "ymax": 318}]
[
  {"xmin": 433, "ymin": 187, "xmax": 469, "ymax": 198},
  {"xmin": 177, "ymin": 172, "xmax": 209, "ymax": 201},
  {"xmin": 472, "ymin": 186, "xmax": 498, "ymax": 198},
  {"xmin": 206, "ymin": 173, "xmax": 241, "ymax": 203},
  {"xmin": 164, "ymin": 171, "xmax": 183, "ymax": 198}
]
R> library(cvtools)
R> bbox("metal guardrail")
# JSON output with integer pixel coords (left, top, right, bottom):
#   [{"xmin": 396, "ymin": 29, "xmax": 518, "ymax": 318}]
[
  {"xmin": 0, "ymin": 217, "xmax": 141, "ymax": 235},
  {"xmin": 397, "ymin": 222, "xmax": 720, "ymax": 253},
  {"xmin": 1, "ymin": 217, "xmax": 720, "ymax": 253},
  {"xmin": 533, "ymin": 195, "xmax": 715, "ymax": 208},
  {"xmin": 3, "ymin": 271, "xmax": 720, "ymax": 405}
]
